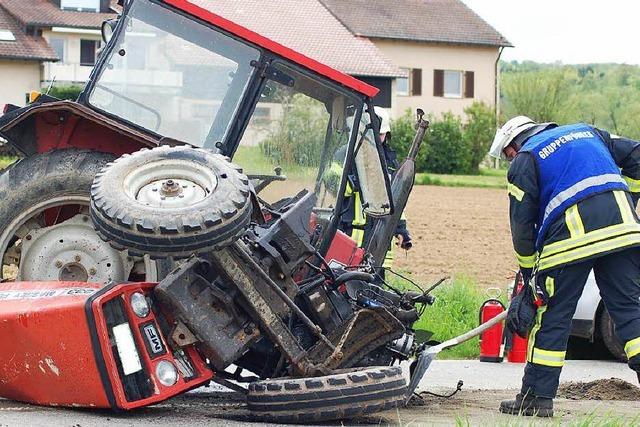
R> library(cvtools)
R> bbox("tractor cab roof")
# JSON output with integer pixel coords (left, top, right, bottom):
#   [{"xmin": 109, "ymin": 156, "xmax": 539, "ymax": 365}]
[{"xmin": 162, "ymin": 0, "xmax": 380, "ymax": 98}]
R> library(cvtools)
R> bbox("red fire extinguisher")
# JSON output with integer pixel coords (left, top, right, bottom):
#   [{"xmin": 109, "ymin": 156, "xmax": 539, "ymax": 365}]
[
  {"xmin": 479, "ymin": 296, "xmax": 506, "ymax": 363},
  {"xmin": 506, "ymin": 272, "xmax": 529, "ymax": 363}
]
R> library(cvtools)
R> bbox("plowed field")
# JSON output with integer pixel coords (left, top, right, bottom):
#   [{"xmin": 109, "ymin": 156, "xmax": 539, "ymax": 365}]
[{"xmin": 395, "ymin": 185, "xmax": 514, "ymax": 288}]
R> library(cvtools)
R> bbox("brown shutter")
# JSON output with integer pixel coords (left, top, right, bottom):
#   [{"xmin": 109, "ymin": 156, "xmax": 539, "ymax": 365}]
[
  {"xmin": 411, "ymin": 68, "xmax": 422, "ymax": 96},
  {"xmin": 464, "ymin": 71, "xmax": 475, "ymax": 98},
  {"xmin": 433, "ymin": 69, "xmax": 444, "ymax": 97}
]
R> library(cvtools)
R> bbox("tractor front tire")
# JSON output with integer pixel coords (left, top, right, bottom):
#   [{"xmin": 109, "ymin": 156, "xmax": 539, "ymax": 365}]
[
  {"xmin": 91, "ymin": 146, "xmax": 253, "ymax": 259},
  {"xmin": 247, "ymin": 366, "xmax": 407, "ymax": 423}
]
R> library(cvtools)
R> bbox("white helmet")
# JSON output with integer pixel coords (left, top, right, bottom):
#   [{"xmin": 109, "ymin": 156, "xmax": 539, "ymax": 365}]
[
  {"xmin": 374, "ymin": 106, "xmax": 391, "ymax": 135},
  {"xmin": 489, "ymin": 116, "xmax": 537, "ymax": 160}
]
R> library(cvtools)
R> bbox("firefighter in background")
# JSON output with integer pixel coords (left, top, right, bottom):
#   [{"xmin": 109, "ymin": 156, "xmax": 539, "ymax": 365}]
[
  {"xmin": 330, "ymin": 107, "xmax": 412, "ymax": 267},
  {"xmin": 490, "ymin": 116, "xmax": 640, "ymax": 417}
]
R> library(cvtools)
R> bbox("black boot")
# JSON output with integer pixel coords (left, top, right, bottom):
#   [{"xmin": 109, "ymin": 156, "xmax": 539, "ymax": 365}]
[{"xmin": 499, "ymin": 393, "xmax": 554, "ymax": 417}]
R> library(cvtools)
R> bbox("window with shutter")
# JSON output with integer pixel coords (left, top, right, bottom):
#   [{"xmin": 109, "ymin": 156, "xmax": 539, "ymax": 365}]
[
  {"xmin": 80, "ymin": 39, "xmax": 98, "ymax": 66},
  {"xmin": 411, "ymin": 68, "xmax": 422, "ymax": 96},
  {"xmin": 443, "ymin": 70, "xmax": 463, "ymax": 98},
  {"xmin": 397, "ymin": 68, "xmax": 410, "ymax": 96},
  {"xmin": 464, "ymin": 71, "xmax": 475, "ymax": 98},
  {"xmin": 433, "ymin": 69, "xmax": 444, "ymax": 97}
]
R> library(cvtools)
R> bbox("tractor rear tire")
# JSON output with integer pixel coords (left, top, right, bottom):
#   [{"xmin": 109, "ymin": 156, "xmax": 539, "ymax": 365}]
[
  {"xmin": 246, "ymin": 366, "xmax": 406, "ymax": 423},
  {"xmin": 91, "ymin": 146, "xmax": 253, "ymax": 259},
  {"xmin": 0, "ymin": 149, "xmax": 170, "ymax": 282},
  {"xmin": 0, "ymin": 149, "xmax": 108, "ymax": 281},
  {"xmin": 600, "ymin": 308, "xmax": 627, "ymax": 362}
]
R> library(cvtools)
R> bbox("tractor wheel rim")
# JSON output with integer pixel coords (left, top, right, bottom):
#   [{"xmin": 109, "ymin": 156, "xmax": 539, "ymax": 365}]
[
  {"xmin": 18, "ymin": 213, "xmax": 131, "ymax": 284},
  {"xmin": 0, "ymin": 195, "xmax": 156, "ymax": 282},
  {"xmin": 123, "ymin": 159, "xmax": 217, "ymax": 209}
]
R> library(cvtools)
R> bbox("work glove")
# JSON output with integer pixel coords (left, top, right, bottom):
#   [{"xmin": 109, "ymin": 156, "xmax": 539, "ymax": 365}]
[
  {"xmin": 506, "ymin": 277, "xmax": 539, "ymax": 339},
  {"xmin": 396, "ymin": 232, "xmax": 412, "ymax": 250}
]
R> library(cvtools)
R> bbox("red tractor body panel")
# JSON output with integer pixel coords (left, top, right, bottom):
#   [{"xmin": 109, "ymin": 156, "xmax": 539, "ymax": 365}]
[
  {"xmin": 326, "ymin": 230, "xmax": 365, "ymax": 267},
  {"xmin": 0, "ymin": 281, "xmax": 213, "ymax": 410},
  {"xmin": 0, "ymin": 101, "xmax": 157, "ymax": 156},
  {"xmin": 0, "ymin": 282, "xmax": 109, "ymax": 407}
]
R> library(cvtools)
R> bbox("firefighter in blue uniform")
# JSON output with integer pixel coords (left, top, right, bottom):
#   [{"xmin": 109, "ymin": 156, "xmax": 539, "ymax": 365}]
[
  {"xmin": 490, "ymin": 116, "xmax": 640, "ymax": 417},
  {"xmin": 331, "ymin": 107, "xmax": 411, "ymax": 266}
]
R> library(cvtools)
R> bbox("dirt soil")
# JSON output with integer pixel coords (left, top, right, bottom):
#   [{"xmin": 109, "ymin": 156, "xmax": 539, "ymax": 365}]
[
  {"xmin": 558, "ymin": 378, "xmax": 640, "ymax": 401},
  {"xmin": 396, "ymin": 185, "xmax": 514, "ymax": 288}
]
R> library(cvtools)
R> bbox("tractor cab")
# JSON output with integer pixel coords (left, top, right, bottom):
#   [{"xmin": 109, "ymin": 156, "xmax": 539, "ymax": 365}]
[
  {"xmin": 0, "ymin": 0, "xmax": 393, "ymax": 282},
  {"xmin": 87, "ymin": 0, "xmax": 393, "ymax": 237}
]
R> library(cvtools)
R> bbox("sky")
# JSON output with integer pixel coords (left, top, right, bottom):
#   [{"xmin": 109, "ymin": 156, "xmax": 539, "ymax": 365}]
[{"xmin": 460, "ymin": 0, "xmax": 640, "ymax": 65}]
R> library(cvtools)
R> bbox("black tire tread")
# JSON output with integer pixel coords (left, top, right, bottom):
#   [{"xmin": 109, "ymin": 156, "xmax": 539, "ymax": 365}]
[
  {"xmin": 90, "ymin": 146, "xmax": 252, "ymax": 258},
  {"xmin": 247, "ymin": 366, "xmax": 406, "ymax": 423}
]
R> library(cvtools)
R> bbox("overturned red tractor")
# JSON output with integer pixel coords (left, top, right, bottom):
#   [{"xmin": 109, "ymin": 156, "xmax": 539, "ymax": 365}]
[{"xmin": 0, "ymin": 0, "xmax": 433, "ymax": 422}]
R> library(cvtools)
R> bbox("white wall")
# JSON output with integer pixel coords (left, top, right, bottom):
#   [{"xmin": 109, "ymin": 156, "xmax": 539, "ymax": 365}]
[
  {"xmin": 42, "ymin": 29, "xmax": 102, "ymax": 83},
  {"xmin": 373, "ymin": 39, "xmax": 500, "ymax": 119},
  {"xmin": 0, "ymin": 60, "xmax": 42, "ymax": 108}
]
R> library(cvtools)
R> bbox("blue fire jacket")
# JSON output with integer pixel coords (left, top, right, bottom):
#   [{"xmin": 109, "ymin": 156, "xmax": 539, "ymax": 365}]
[
  {"xmin": 520, "ymin": 123, "xmax": 629, "ymax": 249},
  {"xmin": 507, "ymin": 125, "xmax": 640, "ymax": 276}
]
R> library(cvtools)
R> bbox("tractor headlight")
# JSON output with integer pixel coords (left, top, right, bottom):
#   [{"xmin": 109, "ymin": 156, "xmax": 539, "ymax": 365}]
[
  {"xmin": 130, "ymin": 292, "xmax": 150, "ymax": 318},
  {"xmin": 155, "ymin": 360, "xmax": 178, "ymax": 386}
]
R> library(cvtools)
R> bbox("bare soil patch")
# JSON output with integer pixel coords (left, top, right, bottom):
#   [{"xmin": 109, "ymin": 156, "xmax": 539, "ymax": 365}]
[
  {"xmin": 558, "ymin": 378, "xmax": 640, "ymax": 401},
  {"xmin": 396, "ymin": 185, "xmax": 514, "ymax": 288}
]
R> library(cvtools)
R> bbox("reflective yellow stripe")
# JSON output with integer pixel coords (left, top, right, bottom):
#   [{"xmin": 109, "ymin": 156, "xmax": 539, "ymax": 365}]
[
  {"xmin": 565, "ymin": 205, "xmax": 585, "ymax": 237},
  {"xmin": 350, "ymin": 191, "xmax": 366, "ymax": 247},
  {"xmin": 528, "ymin": 277, "xmax": 555, "ymax": 362},
  {"xmin": 383, "ymin": 245, "xmax": 395, "ymax": 269},
  {"xmin": 539, "ymin": 232, "xmax": 640, "ymax": 271},
  {"xmin": 531, "ymin": 348, "xmax": 566, "ymax": 367},
  {"xmin": 352, "ymin": 192, "xmax": 366, "ymax": 226},
  {"xmin": 516, "ymin": 252, "xmax": 537, "ymax": 269},
  {"xmin": 344, "ymin": 181, "xmax": 353, "ymax": 197},
  {"xmin": 543, "ymin": 174, "xmax": 626, "ymax": 224},
  {"xmin": 625, "ymin": 337, "xmax": 640, "ymax": 359},
  {"xmin": 613, "ymin": 190, "xmax": 635, "ymax": 224},
  {"xmin": 624, "ymin": 176, "xmax": 640, "ymax": 193},
  {"xmin": 507, "ymin": 183, "xmax": 525, "ymax": 202},
  {"xmin": 351, "ymin": 229, "xmax": 364, "ymax": 246},
  {"xmin": 541, "ymin": 222, "xmax": 640, "ymax": 259}
]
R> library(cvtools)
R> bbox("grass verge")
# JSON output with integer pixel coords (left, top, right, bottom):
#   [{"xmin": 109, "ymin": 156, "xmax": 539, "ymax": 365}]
[
  {"xmin": 452, "ymin": 411, "xmax": 640, "ymax": 427},
  {"xmin": 416, "ymin": 167, "xmax": 507, "ymax": 189},
  {"xmin": 390, "ymin": 274, "xmax": 501, "ymax": 359},
  {"xmin": 0, "ymin": 156, "xmax": 16, "ymax": 170}
]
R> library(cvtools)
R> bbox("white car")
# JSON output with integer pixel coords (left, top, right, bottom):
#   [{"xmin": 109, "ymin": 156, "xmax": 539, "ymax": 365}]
[{"xmin": 572, "ymin": 271, "xmax": 626, "ymax": 360}]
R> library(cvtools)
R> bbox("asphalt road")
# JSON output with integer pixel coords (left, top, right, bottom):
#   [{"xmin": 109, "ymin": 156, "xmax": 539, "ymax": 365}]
[{"xmin": 1, "ymin": 360, "xmax": 638, "ymax": 426}]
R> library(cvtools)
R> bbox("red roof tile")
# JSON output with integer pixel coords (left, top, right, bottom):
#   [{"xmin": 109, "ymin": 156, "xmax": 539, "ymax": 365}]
[
  {"xmin": 0, "ymin": 0, "xmax": 116, "ymax": 29},
  {"xmin": 0, "ymin": 6, "xmax": 58, "ymax": 61},
  {"xmin": 190, "ymin": 0, "xmax": 403, "ymax": 78},
  {"xmin": 320, "ymin": 0, "xmax": 512, "ymax": 47}
]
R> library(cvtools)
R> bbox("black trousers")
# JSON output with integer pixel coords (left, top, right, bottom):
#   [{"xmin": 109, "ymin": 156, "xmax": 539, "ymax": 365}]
[{"xmin": 522, "ymin": 247, "xmax": 640, "ymax": 398}]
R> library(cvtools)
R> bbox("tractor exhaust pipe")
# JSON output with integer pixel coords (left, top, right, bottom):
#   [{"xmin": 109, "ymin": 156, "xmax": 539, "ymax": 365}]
[{"xmin": 366, "ymin": 109, "xmax": 429, "ymax": 268}]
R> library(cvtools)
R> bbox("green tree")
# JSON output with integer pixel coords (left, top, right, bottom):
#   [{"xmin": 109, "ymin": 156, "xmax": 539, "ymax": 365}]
[
  {"xmin": 389, "ymin": 109, "xmax": 426, "ymax": 168},
  {"xmin": 502, "ymin": 69, "xmax": 570, "ymax": 122},
  {"xmin": 260, "ymin": 94, "xmax": 328, "ymax": 167},
  {"xmin": 501, "ymin": 61, "xmax": 640, "ymax": 140},
  {"xmin": 423, "ymin": 112, "xmax": 469, "ymax": 174},
  {"xmin": 463, "ymin": 102, "xmax": 496, "ymax": 174},
  {"xmin": 48, "ymin": 85, "xmax": 84, "ymax": 101}
]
